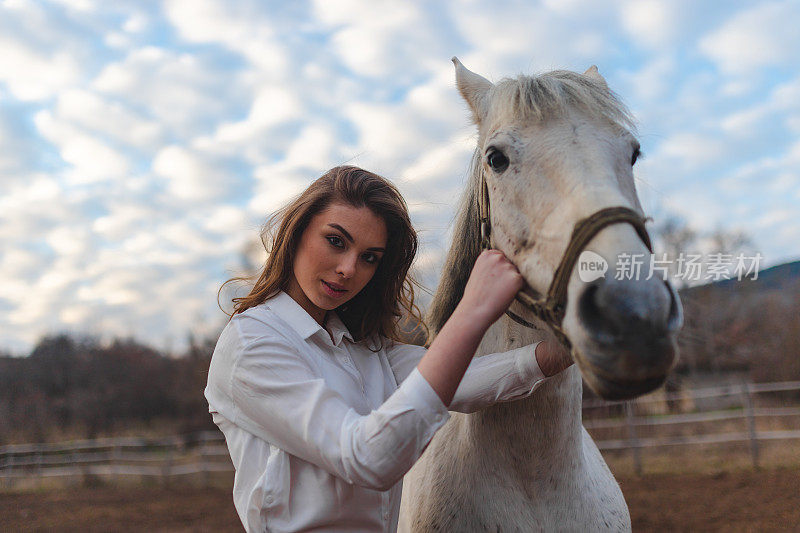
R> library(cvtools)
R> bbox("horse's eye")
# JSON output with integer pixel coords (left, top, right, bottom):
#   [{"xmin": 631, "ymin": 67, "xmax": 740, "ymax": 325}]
[
  {"xmin": 631, "ymin": 146, "xmax": 641, "ymax": 166},
  {"xmin": 486, "ymin": 148, "xmax": 509, "ymax": 173}
]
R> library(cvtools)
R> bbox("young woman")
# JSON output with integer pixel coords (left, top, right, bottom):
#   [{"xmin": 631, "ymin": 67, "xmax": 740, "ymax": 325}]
[{"xmin": 206, "ymin": 166, "xmax": 572, "ymax": 532}]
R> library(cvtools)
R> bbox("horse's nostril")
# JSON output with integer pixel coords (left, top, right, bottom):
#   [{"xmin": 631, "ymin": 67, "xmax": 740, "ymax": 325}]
[
  {"xmin": 578, "ymin": 280, "xmax": 619, "ymax": 344},
  {"xmin": 578, "ymin": 277, "xmax": 677, "ymax": 345}
]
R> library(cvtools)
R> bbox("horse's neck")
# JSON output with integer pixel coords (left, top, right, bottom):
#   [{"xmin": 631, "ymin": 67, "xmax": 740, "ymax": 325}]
[{"xmin": 471, "ymin": 318, "xmax": 584, "ymax": 473}]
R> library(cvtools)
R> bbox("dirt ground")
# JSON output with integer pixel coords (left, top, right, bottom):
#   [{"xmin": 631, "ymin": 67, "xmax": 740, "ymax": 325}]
[{"xmin": 2, "ymin": 469, "xmax": 799, "ymax": 532}]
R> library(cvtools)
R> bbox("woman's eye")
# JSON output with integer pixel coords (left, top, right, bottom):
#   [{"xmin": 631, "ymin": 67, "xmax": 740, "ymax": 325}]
[
  {"xmin": 362, "ymin": 253, "xmax": 379, "ymax": 265},
  {"xmin": 326, "ymin": 235, "xmax": 344, "ymax": 248},
  {"xmin": 486, "ymin": 147, "xmax": 509, "ymax": 173}
]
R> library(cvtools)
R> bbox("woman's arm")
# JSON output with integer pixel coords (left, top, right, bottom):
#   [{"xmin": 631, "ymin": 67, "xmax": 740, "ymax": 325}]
[
  {"xmin": 209, "ymin": 323, "xmax": 450, "ymax": 492},
  {"xmin": 388, "ymin": 340, "xmax": 571, "ymax": 413},
  {"xmin": 416, "ymin": 250, "xmax": 574, "ymax": 407},
  {"xmin": 417, "ymin": 250, "xmax": 521, "ymax": 406}
]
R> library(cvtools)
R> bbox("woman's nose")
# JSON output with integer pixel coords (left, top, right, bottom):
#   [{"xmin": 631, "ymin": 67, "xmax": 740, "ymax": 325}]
[{"xmin": 336, "ymin": 254, "xmax": 357, "ymax": 278}]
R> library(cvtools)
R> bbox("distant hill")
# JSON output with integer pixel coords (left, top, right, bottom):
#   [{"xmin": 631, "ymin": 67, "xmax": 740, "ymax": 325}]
[
  {"xmin": 682, "ymin": 259, "xmax": 800, "ymax": 295},
  {"xmin": 675, "ymin": 259, "xmax": 800, "ymax": 381}
]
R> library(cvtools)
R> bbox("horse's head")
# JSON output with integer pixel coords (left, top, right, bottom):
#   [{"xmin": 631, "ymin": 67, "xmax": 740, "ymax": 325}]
[{"xmin": 453, "ymin": 58, "xmax": 682, "ymax": 400}]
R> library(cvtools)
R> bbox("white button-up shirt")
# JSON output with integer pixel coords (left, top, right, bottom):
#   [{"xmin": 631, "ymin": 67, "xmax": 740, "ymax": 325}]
[{"xmin": 205, "ymin": 291, "xmax": 547, "ymax": 532}]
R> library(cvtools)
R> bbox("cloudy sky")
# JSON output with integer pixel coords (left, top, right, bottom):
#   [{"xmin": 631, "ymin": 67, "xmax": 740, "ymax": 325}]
[{"xmin": 1, "ymin": 0, "xmax": 799, "ymax": 354}]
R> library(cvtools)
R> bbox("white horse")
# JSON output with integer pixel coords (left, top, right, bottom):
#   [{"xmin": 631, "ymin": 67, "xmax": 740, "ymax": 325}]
[{"xmin": 399, "ymin": 59, "xmax": 682, "ymax": 531}]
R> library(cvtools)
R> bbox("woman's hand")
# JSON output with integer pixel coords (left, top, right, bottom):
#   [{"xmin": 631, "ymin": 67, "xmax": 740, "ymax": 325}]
[
  {"xmin": 535, "ymin": 340, "xmax": 574, "ymax": 377},
  {"xmin": 418, "ymin": 250, "xmax": 522, "ymax": 406},
  {"xmin": 456, "ymin": 250, "xmax": 524, "ymax": 329}
]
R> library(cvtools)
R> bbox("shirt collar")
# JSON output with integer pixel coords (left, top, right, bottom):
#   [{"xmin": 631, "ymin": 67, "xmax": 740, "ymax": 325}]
[
  {"xmin": 325, "ymin": 310, "xmax": 354, "ymax": 345},
  {"xmin": 266, "ymin": 291, "xmax": 354, "ymax": 345}
]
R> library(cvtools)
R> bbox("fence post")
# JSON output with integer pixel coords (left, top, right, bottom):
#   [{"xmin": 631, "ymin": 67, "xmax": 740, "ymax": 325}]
[
  {"xmin": 161, "ymin": 449, "xmax": 174, "ymax": 487},
  {"xmin": 35, "ymin": 449, "xmax": 42, "ymax": 489},
  {"xmin": 740, "ymin": 380, "xmax": 759, "ymax": 469},
  {"xmin": 200, "ymin": 442, "xmax": 211, "ymax": 488},
  {"xmin": 625, "ymin": 401, "xmax": 643, "ymax": 475},
  {"xmin": 4, "ymin": 453, "xmax": 15, "ymax": 490}
]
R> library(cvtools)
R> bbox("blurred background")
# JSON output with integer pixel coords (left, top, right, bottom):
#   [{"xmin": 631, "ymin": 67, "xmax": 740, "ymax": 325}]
[{"xmin": 1, "ymin": 0, "xmax": 799, "ymax": 530}]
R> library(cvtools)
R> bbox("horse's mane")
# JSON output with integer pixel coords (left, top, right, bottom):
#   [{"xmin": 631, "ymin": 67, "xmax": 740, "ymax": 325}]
[
  {"xmin": 426, "ymin": 150, "xmax": 483, "ymax": 336},
  {"xmin": 493, "ymin": 70, "xmax": 635, "ymax": 131},
  {"xmin": 425, "ymin": 70, "xmax": 634, "ymax": 337}
]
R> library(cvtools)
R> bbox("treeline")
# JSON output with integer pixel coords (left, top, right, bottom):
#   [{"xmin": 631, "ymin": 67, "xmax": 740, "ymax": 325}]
[
  {"xmin": 676, "ymin": 277, "xmax": 800, "ymax": 383},
  {"xmin": 0, "ymin": 334, "xmax": 217, "ymax": 445},
  {"xmin": 2, "ymin": 267, "xmax": 798, "ymax": 445}
]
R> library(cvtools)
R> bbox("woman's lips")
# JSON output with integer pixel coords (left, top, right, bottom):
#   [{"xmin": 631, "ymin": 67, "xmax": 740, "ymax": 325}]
[{"xmin": 321, "ymin": 280, "xmax": 348, "ymax": 298}]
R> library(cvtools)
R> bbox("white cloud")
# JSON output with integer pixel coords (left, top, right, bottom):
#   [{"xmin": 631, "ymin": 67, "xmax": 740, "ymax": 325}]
[
  {"xmin": 720, "ymin": 75, "xmax": 800, "ymax": 140},
  {"xmin": 93, "ymin": 46, "xmax": 238, "ymax": 136},
  {"xmin": 47, "ymin": 0, "xmax": 96, "ymax": 11},
  {"xmin": 1, "ymin": 0, "xmax": 799, "ymax": 354},
  {"xmin": 210, "ymin": 85, "xmax": 304, "ymax": 154},
  {"xmin": 0, "ymin": 176, "xmax": 62, "ymax": 219},
  {"xmin": 721, "ymin": 105, "xmax": 773, "ymax": 137},
  {"xmin": 249, "ymin": 162, "xmax": 313, "ymax": 215},
  {"xmin": 449, "ymin": 1, "xmax": 617, "ymax": 76},
  {"xmin": 342, "ymin": 71, "xmax": 466, "ymax": 170},
  {"xmin": 0, "ymin": 108, "xmax": 38, "ymax": 175},
  {"xmin": 203, "ymin": 205, "xmax": 249, "ymax": 236},
  {"xmin": 313, "ymin": 0, "xmax": 446, "ymax": 81},
  {"xmin": 0, "ymin": 34, "xmax": 81, "ymax": 101},
  {"xmin": 35, "ymin": 110, "xmax": 131, "ymax": 183},
  {"xmin": 0, "ymin": 248, "xmax": 40, "ymax": 278},
  {"xmin": 652, "ymin": 132, "xmax": 727, "ymax": 170},
  {"xmin": 755, "ymin": 209, "xmax": 795, "ymax": 229},
  {"xmin": 618, "ymin": 54, "xmax": 677, "ymax": 104},
  {"xmin": 282, "ymin": 124, "xmax": 339, "ymax": 171},
  {"xmin": 541, "ymin": 0, "xmax": 605, "ymax": 15},
  {"xmin": 152, "ymin": 145, "xmax": 237, "ymax": 203},
  {"xmin": 344, "ymin": 102, "xmax": 424, "ymax": 166},
  {"xmin": 699, "ymin": 0, "xmax": 800, "ymax": 74},
  {"xmin": 399, "ymin": 134, "xmax": 474, "ymax": 222},
  {"xmin": 0, "ymin": 0, "xmax": 96, "ymax": 101},
  {"xmin": 163, "ymin": 0, "xmax": 288, "ymax": 73},
  {"xmin": 104, "ymin": 32, "xmax": 133, "ymax": 50},
  {"xmin": 46, "ymin": 226, "xmax": 91, "ymax": 258},
  {"xmin": 55, "ymin": 89, "xmax": 163, "ymax": 150},
  {"xmin": 619, "ymin": 0, "xmax": 679, "ymax": 49},
  {"xmin": 92, "ymin": 202, "xmax": 159, "ymax": 241},
  {"xmin": 122, "ymin": 12, "xmax": 148, "ymax": 33}
]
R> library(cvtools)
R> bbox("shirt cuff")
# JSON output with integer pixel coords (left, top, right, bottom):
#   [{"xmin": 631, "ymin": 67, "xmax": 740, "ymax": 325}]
[
  {"xmin": 399, "ymin": 367, "xmax": 450, "ymax": 431},
  {"xmin": 515, "ymin": 341, "xmax": 548, "ymax": 391}
]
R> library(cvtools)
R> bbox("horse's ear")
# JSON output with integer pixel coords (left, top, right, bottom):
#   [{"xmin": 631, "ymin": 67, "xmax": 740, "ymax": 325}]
[
  {"xmin": 452, "ymin": 57, "xmax": 492, "ymax": 124},
  {"xmin": 583, "ymin": 65, "xmax": 609, "ymax": 91}
]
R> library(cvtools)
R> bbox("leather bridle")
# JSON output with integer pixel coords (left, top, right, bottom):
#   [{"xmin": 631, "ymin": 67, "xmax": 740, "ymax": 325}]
[{"xmin": 478, "ymin": 172, "xmax": 653, "ymax": 347}]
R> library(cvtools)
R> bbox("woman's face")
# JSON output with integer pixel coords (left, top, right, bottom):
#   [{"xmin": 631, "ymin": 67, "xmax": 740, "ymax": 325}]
[{"xmin": 286, "ymin": 202, "xmax": 388, "ymax": 325}]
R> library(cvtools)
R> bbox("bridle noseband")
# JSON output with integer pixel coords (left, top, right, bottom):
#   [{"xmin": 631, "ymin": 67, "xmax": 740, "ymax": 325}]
[{"xmin": 478, "ymin": 173, "xmax": 653, "ymax": 347}]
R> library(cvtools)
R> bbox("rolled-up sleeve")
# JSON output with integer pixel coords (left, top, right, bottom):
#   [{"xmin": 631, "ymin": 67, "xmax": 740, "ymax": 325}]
[
  {"xmin": 228, "ymin": 330, "xmax": 450, "ymax": 492},
  {"xmin": 386, "ymin": 341, "xmax": 547, "ymax": 414}
]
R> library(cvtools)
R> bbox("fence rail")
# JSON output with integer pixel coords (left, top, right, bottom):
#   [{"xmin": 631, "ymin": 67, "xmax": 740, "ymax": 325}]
[
  {"xmin": 584, "ymin": 379, "xmax": 800, "ymax": 473},
  {"xmin": 2, "ymin": 381, "xmax": 799, "ymax": 486},
  {"xmin": 0, "ymin": 430, "xmax": 230, "ymax": 488}
]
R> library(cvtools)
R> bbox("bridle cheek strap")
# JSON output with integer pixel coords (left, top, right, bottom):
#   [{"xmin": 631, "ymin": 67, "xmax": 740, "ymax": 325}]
[{"xmin": 478, "ymin": 175, "xmax": 653, "ymax": 348}]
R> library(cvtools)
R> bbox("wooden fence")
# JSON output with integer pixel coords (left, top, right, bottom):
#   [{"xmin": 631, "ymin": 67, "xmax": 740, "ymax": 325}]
[
  {"xmin": 583, "ymin": 379, "xmax": 800, "ymax": 474},
  {"xmin": 0, "ymin": 431, "xmax": 232, "ymax": 489},
  {"xmin": 2, "ymin": 380, "xmax": 799, "ymax": 487}
]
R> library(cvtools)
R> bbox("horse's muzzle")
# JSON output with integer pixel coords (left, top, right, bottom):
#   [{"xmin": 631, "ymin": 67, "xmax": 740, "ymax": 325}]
[{"xmin": 572, "ymin": 276, "xmax": 682, "ymax": 400}]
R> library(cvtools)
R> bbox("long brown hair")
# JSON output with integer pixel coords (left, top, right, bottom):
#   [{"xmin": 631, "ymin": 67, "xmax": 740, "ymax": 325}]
[{"xmin": 223, "ymin": 166, "xmax": 424, "ymax": 344}]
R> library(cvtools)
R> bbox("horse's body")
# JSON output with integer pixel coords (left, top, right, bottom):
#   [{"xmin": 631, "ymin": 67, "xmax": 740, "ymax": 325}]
[
  {"xmin": 400, "ymin": 347, "xmax": 629, "ymax": 531},
  {"xmin": 399, "ymin": 60, "xmax": 682, "ymax": 531}
]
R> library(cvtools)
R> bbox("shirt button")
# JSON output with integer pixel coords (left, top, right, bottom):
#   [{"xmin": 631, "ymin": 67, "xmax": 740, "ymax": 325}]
[{"xmin": 265, "ymin": 495, "xmax": 273, "ymax": 504}]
